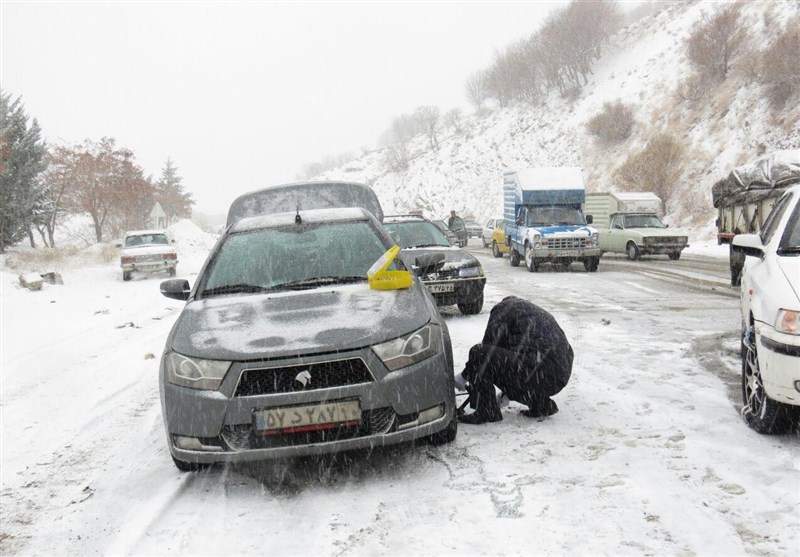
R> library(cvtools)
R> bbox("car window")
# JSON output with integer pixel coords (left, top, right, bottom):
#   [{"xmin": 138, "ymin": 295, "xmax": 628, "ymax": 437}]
[
  {"xmin": 760, "ymin": 193, "xmax": 792, "ymax": 245},
  {"xmin": 624, "ymin": 215, "xmax": 665, "ymax": 228},
  {"xmin": 385, "ymin": 221, "xmax": 451, "ymax": 249},
  {"xmin": 611, "ymin": 216, "xmax": 623, "ymax": 229},
  {"xmin": 200, "ymin": 221, "xmax": 388, "ymax": 294},
  {"xmin": 126, "ymin": 233, "xmax": 169, "ymax": 247}
]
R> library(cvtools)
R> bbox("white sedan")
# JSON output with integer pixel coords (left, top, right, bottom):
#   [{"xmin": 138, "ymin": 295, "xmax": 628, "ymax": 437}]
[
  {"xmin": 733, "ymin": 184, "xmax": 800, "ymax": 433},
  {"xmin": 118, "ymin": 230, "xmax": 178, "ymax": 281}
]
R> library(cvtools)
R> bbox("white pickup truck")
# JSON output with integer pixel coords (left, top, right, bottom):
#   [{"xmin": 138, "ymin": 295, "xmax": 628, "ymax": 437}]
[{"xmin": 585, "ymin": 192, "xmax": 689, "ymax": 260}]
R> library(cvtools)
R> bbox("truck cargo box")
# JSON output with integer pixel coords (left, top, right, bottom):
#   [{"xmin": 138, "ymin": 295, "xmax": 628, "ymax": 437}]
[{"xmin": 585, "ymin": 191, "xmax": 662, "ymax": 229}]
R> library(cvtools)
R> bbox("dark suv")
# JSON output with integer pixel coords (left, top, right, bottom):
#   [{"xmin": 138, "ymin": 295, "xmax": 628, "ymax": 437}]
[{"xmin": 384, "ymin": 215, "xmax": 486, "ymax": 314}]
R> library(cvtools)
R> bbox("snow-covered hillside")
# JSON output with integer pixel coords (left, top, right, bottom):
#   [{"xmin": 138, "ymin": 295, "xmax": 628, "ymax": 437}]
[{"xmin": 319, "ymin": 1, "xmax": 800, "ymax": 234}]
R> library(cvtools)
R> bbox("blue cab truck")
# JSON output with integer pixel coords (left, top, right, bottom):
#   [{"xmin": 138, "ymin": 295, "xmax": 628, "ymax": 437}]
[{"xmin": 503, "ymin": 168, "xmax": 601, "ymax": 272}]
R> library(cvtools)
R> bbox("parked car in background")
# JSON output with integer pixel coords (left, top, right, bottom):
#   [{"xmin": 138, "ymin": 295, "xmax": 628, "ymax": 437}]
[
  {"xmin": 482, "ymin": 217, "xmax": 503, "ymax": 247},
  {"xmin": 118, "ymin": 230, "xmax": 178, "ymax": 281},
  {"xmin": 732, "ymin": 184, "xmax": 800, "ymax": 434},
  {"xmin": 159, "ymin": 193, "xmax": 458, "ymax": 471},
  {"xmin": 432, "ymin": 219, "xmax": 458, "ymax": 245},
  {"xmin": 490, "ymin": 219, "xmax": 510, "ymax": 258},
  {"xmin": 464, "ymin": 218, "xmax": 483, "ymax": 239},
  {"xmin": 447, "ymin": 216, "xmax": 468, "ymax": 247},
  {"xmin": 384, "ymin": 215, "xmax": 485, "ymax": 314}
]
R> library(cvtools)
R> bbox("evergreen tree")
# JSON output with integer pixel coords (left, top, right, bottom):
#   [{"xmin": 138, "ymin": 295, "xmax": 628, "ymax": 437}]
[
  {"xmin": 154, "ymin": 158, "xmax": 193, "ymax": 224},
  {"xmin": 0, "ymin": 89, "xmax": 47, "ymax": 252}
]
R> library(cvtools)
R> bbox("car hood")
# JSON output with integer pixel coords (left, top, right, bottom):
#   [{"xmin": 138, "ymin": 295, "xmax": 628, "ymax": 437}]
[
  {"xmin": 121, "ymin": 245, "xmax": 176, "ymax": 256},
  {"xmin": 622, "ymin": 228, "xmax": 688, "ymax": 237},
  {"xmin": 777, "ymin": 257, "xmax": 800, "ymax": 304},
  {"xmin": 169, "ymin": 283, "xmax": 431, "ymax": 361},
  {"xmin": 396, "ymin": 246, "xmax": 479, "ymax": 270}
]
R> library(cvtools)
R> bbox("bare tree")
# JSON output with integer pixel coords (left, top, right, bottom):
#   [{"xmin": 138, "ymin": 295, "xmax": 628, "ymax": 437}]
[
  {"xmin": 686, "ymin": 3, "xmax": 749, "ymax": 81},
  {"xmin": 613, "ymin": 133, "xmax": 685, "ymax": 213},
  {"xmin": 465, "ymin": 71, "xmax": 488, "ymax": 111},
  {"xmin": 586, "ymin": 101, "xmax": 636, "ymax": 143},
  {"xmin": 759, "ymin": 18, "xmax": 800, "ymax": 109},
  {"xmin": 413, "ymin": 105, "xmax": 441, "ymax": 152},
  {"xmin": 444, "ymin": 108, "xmax": 464, "ymax": 134}
]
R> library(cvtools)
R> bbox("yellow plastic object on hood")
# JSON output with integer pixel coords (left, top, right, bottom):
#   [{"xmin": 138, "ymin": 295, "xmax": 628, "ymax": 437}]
[{"xmin": 367, "ymin": 245, "xmax": 413, "ymax": 290}]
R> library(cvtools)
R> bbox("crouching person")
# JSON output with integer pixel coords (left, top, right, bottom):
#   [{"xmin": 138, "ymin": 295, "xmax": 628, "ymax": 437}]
[{"xmin": 455, "ymin": 296, "xmax": 573, "ymax": 425}]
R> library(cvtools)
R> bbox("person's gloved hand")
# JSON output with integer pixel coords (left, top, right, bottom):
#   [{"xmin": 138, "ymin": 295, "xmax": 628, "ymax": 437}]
[
  {"xmin": 497, "ymin": 392, "xmax": 510, "ymax": 408},
  {"xmin": 454, "ymin": 371, "xmax": 468, "ymax": 391}
]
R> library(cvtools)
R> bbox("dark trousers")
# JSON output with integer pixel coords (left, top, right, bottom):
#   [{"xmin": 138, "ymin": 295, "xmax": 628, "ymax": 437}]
[{"xmin": 463, "ymin": 344, "xmax": 570, "ymax": 419}]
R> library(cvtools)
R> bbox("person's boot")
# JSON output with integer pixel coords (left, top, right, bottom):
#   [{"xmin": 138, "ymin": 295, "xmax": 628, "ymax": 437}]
[
  {"xmin": 521, "ymin": 397, "xmax": 559, "ymax": 418},
  {"xmin": 457, "ymin": 411, "xmax": 502, "ymax": 425}
]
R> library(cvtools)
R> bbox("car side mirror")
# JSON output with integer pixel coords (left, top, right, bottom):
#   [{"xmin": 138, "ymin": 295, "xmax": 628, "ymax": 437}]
[
  {"xmin": 414, "ymin": 252, "xmax": 445, "ymax": 276},
  {"xmin": 731, "ymin": 234, "xmax": 764, "ymax": 259},
  {"xmin": 160, "ymin": 279, "xmax": 191, "ymax": 301},
  {"xmin": 612, "ymin": 223, "xmax": 622, "ymax": 230},
  {"xmin": 585, "ymin": 215, "xmax": 593, "ymax": 224},
  {"xmin": 115, "ymin": 243, "xmax": 123, "ymax": 248},
  {"xmin": 515, "ymin": 218, "xmax": 523, "ymax": 226}
]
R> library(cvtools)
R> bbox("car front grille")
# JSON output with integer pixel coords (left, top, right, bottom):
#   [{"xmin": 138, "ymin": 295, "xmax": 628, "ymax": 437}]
[
  {"xmin": 421, "ymin": 268, "xmax": 460, "ymax": 281},
  {"xmin": 234, "ymin": 358, "xmax": 374, "ymax": 397},
  {"xmin": 221, "ymin": 407, "xmax": 397, "ymax": 450},
  {"xmin": 545, "ymin": 237, "xmax": 587, "ymax": 250}
]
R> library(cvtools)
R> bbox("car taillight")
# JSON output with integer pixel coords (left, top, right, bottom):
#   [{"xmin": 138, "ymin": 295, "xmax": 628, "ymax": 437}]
[
  {"xmin": 121, "ymin": 256, "xmax": 136, "ymax": 264},
  {"xmin": 164, "ymin": 253, "xmax": 177, "ymax": 260}
]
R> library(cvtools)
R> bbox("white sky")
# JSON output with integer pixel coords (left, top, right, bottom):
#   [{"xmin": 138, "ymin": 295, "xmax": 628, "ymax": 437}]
[{"xmin": 2, "ymin": 1, "xmax": 570, "ymax": 215}]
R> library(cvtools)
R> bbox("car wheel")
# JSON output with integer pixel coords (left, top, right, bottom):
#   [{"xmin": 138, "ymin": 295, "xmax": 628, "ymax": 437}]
[
  {"xmin": 741, "ymin": 326, "xmax": 791, "ymax": 434},
  {"xmin": 583, "ymin": 257, "xmax": 599, "ymax": 272},
  {"xmin": 510, "ymin": 249, "xmax": 521, "ymax": 267},
  {"xmin": 626, "ymin": 242, "xmax": 640, "ymax": 261},
  {"xmin": 428, "ymin": 415, "xmax": 457, "ymax": 445},
  {"xmin": 668, "ymin": 252, "xmax": 681, "ymax": 261},
  {"xmin": 123, "ymin": 271, "xmax": 132, "ymax": 281},
  {"xmin": 168, "ymin": 267, "xmax": 177, "ymax": 277},
  {"xmin": 492, "ymin": 241, "xmax": 503, "ymax": 258},
  {"xmin": 458, "ymin": 293, "xmax": 484, "ymax": 315},
  {"xmin": 524, "ymin": 244, "xmax": 538, "ymax": 273},
  {"xmin": 172, "ymin": 456, "xmax": 211, "ymax": 472}
]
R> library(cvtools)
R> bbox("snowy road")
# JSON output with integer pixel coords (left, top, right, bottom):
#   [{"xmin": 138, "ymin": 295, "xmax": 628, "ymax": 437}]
[{"xmin": 2, "ymin": 240, "xmax": 798, "ymax": 556}]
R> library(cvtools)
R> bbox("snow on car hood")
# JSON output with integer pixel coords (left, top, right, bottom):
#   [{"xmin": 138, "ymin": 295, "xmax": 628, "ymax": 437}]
[
  {"xmin": 396, "ymin": 246, "xmax": 479, "ymax": 270},
  {"xmin": 169, "ymin": 282, "xmax": 431, "ymax": 361}
]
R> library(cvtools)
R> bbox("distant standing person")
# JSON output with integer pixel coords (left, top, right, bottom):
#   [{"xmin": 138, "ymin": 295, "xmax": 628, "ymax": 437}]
[
  {"xmin": 448, "ymin": 210, "xmax": 458, "ymax": 228},
  {"xmin": 455, "ymin": 296, "xmax": 573, "ymax": 424}
]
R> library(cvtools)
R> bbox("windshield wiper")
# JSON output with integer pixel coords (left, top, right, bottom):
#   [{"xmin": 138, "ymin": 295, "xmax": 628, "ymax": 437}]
[
  {"xmin": 272, "ymin": 276, "xmax": 367, "ymax": 290},
  {"xmin": 200, "ymin": 283, "xmax": 271, "ymax": 297},
  {"xmin": 777, "ymin": 246, "xmax": 800, "ymax": 255},
  {"xmin": 408, "ymin": 243, "xmax": 446, "ymax": 248}
]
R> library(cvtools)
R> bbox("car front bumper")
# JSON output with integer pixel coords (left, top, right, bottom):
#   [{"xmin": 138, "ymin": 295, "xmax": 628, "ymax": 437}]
[
  {"xmin": 160, "ymin": 345, "xmax": 455, "ymax": 464},
  {"xmin": 758, "ymin": 328, "xmax": 800, "ymax": 406},
  {"xmin": 640, "ymin": 243, "xmax": 689, "ymax": 255},
  {"xmin": 121, "ymin": 260, "xmax": 177, "ymax": 273}
]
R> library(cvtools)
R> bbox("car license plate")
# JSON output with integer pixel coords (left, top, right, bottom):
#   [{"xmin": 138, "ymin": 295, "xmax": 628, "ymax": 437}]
[
  {"xmin": 556, "ymin": 250, "xmax": 579, "ymax": 257},
  {"xmin": 253, "ymin": 400, "xmax": 361, "ymax": 434},
  {"xmin": 427, "ymin": 283, "xmax": 455, "ymax": 293}
]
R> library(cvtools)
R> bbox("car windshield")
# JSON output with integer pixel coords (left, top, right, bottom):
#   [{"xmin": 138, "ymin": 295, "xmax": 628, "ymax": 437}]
[
  {"xmin": 125, "ymin": 233, "xmax": 169, "ymax": 247},
  {"xmin": 385, "ymin": 221, "xmax": 452, "ymax": 249},
  {"xmin": 432, "ymin": 220, "xmax": 448, "ymax": 231},
  {"xmin": 199, "ymin": 221, "xmax": 388, "ymax": 297},
  {"xmin": 779, "ymin": 199, "xmax": 800, "ymax": 254},
  {"xmin": 526, "ymin": 207, "xmax": 585, "ymax": 226},
  {"xmin": 624, "ymin": 215, "xmax": 666, "ymax": 228}
]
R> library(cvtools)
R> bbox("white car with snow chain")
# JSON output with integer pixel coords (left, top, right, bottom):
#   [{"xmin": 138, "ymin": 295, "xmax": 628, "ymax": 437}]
[{"xmin": 732, "ymin": 184, "xmax": 800, "ymax": 434}]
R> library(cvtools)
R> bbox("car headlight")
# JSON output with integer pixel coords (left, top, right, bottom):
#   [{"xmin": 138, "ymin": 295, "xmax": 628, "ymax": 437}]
[
  {"xmin": 775, "ymin": 309, "xmax": 800, "ymax": 335},
  {"xmin": 164, "ymin": 352, "xmax": 231, "ymax": 390},
  {"xmin": 459, "ymin": 266, "xmax": 484, "ymax": 278},
  {"xmin": 643, "ymin": 237, "xmax": 655, "ymax": 245},
  {"xmin": 678, "ymin": 236, "xmax": 688, "ymax": 244},
  {"xmin": 533, "ymin": 234, "xmax": 542, "ymax": 249},
  {"xmin": 372, "ymin": 324, "xmax": 442, "ymax": 371}
]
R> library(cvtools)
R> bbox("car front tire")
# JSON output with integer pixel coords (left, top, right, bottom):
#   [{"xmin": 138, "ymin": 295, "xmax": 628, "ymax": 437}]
[
  {"xmin": 123, "ymin": 271, "xmax": 132, "ymax": 281},
  {"xmin": 741, "ymin": 327, "xmax": 792, "ymax": 434},
  {"xmin": 172, "ymin": 456, "xmax": 211, "ymax": 472},
  {"xmin": 510, "ymin": 249, "xmax": 521, "ymax": 267},
  {"xmin": 524, "ymin": 244, "xmax": 538, "ymax": 273},
  {"xmin": 584, "ymin": 257, "xmax": 599, "ymax": 272},
  {"xmin": 428, "ymin": 415, "xmax": 458, "ymax": 445},
  {"xmin": 668, "ymin": 252, "xmax": 681, "ymax": 261},
  {"xmin": 458, "ymin": 293, "xmax": 484, "ymax": 315},
  {"xmin": 626, "ymin": 242, "xmax": 640, "ymax": 261},
  {"xmin": 492, "ymin": 241, "xmax": 503, "ymax": 258}
]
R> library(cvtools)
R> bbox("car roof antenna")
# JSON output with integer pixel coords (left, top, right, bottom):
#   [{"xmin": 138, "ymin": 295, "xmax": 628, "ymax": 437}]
[{"xmin": 295, "ymin": 204, "xmax": 302, "ymax": 224}]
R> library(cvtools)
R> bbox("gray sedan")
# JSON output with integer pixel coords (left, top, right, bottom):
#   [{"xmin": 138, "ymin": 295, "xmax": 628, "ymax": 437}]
[{"xmin": 158, "ymin": 207, "xmax": 457, "ymax": 470}]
